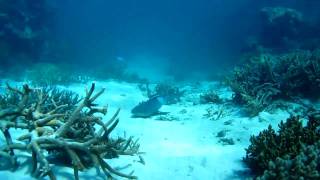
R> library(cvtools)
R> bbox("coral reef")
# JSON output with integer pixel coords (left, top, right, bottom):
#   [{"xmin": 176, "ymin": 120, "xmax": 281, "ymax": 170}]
[
  {"xmin": 257, "ymin": 141, "xmax": 320, "ymax": 179},
  {"xmin": 227, "ymin": 49, "xmax": 320, "ymax": 116},
  {"xmin": 138, "ymin": 83, "xmax": 185, "ymax": 104},
  {"xmin": 152, "ymin": 83, "xmax": 185, "ymax": 105},
  {"xmin": 244, "ymin": 112, "xmax": 320, "ymax": 178},
  {"xmin": 25, "ymin": 63, "xmax": 80, "ymax": 86},
  {"xmin": 260, "ymin": 7, "xmax": 303, "ymax": 31},
  {"xmin": 0, "ymin": 83, "xmax": 140, "ymax": 179},
  {"xmin": 0, "ymin": 0, "xmax": 53, "ymax": 64},
  {"xmin": 199, "ymin": 91, "xmax": 223, "ymax": 104},
  {"xmin": 244, "ymin": 6, "xmax": 320, "ymax": 53}
]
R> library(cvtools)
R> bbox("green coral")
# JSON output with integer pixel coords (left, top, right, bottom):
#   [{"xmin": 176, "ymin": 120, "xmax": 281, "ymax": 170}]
[
  {"xmin": 244, "ymin": 113, "xmax": 320, "ymax": 178},
  {"xmin": 258, "ymin": 141, "xmax": 320, "ymax": 180}
]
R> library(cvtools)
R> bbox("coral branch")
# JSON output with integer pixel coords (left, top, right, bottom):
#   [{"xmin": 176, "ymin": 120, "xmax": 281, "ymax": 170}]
[{"xmin": 0, "ymin": 83, "xmax": 140, "ymax": 179}]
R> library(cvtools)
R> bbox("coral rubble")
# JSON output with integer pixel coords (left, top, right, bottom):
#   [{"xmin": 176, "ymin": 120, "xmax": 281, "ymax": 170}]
[{"xmin": 0, "ymin": 83, "xmax": 140, "ymax": 179}]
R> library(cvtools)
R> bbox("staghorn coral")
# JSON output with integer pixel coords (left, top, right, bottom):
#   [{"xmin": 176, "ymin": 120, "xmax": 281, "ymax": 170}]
[
  {"xmin": 0, "ymin": 84, "xmax": 81, "ymax": 112},
  {"xmin": 0, "ymin": 83, "xmax": 140, "ymax": 179},
  {"xmin": 244, "ymin": 112, "xmax": 320, "ymax": 178}
]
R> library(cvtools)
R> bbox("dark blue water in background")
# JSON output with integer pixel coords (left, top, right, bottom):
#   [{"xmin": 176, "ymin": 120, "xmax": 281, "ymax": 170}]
[
  {"xmin": 53, "ymin": 0, "xmax": 260, "ymax": 76},
  {"xmin": 1, "ymin": 0, "xmax": 320, "ymax": 80}
]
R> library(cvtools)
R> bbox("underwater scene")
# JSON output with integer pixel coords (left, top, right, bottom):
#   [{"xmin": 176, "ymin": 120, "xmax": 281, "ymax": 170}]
[{"xmin": 1, "ymin": 0, "xmax": 320, "ymax": 179}]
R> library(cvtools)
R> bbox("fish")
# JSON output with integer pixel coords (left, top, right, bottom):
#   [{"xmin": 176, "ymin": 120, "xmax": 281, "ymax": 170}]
[
  {"xmin": 131, "ymin": 95, "xmax": 165, "ymax": 118},
  {"xmin": 115, "ymin": 56, "xmax": 126, "ymax": 62}
]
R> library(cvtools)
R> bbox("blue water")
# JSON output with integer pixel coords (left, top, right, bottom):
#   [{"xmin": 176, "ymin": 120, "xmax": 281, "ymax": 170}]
[
  {"xmin": 0, "ymin": 1, "xmax": 320, "ymax": 179},
  {"xmin": 1, "ymin": 0, "xmax": 318, "ymax": 81}
]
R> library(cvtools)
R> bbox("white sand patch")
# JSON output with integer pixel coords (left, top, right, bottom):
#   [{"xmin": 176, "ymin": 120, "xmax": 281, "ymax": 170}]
[{"xmin": 0, "ymin": 80, "xmax": 293, "ymax": 180}]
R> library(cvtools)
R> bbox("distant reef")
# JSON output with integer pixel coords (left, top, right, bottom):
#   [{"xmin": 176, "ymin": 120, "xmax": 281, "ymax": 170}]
[
  {"xmin": 227, "ymin": 6, "xmax": 320, "ymax": 116},
  {"xmin": 244, "ymin": 6, "xmax": 320, "ymax": 54},
  {"xmin": 237, "ymin": 6, "xmax": 320, "ymax": 179},
  {"xmin": 0, "ymin": 0, "xmax": 53, "ymax": 66}
]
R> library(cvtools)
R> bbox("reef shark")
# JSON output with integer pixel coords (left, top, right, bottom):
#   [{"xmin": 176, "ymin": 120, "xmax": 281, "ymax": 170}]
[{"xmin": 131, "ymin": 95, "xmax": 165, "ymax": 118}]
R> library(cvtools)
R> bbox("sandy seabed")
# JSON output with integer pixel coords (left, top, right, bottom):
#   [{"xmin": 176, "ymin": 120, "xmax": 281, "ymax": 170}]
[{"xmin": 0, "ymin": 80, "xmax": 294, "ymax": 180}]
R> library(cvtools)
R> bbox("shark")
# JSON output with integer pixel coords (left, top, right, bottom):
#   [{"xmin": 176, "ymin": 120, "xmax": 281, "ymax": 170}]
[{"xmin": 131, "ymin": 95, "xmax": 165, "ymax": 118}]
